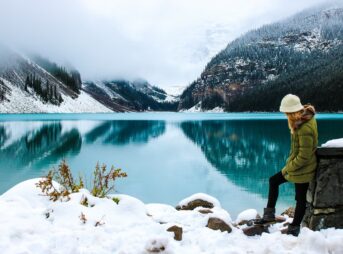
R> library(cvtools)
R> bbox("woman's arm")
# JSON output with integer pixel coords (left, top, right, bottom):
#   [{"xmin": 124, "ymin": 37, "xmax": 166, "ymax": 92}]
[{"xmin": 282, "ymin": 125, "xmax": 314, "ymax": 174}]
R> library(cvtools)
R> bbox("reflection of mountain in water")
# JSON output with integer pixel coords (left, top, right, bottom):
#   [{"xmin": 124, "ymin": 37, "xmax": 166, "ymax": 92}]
[
  {"xmin": 0, "ymin": 123, "xmax": 82, "ymax": 170},
  {"xmin": 85, "ymin": 120, "xmax": 166, "ymax": 145},
  {"xmin": 181, "ymin": 120, "xmax": 293, "ymax": 198},
  {"xmin": 0, "ymin": 120, "xmax": 166, "ymax": 171},
  {"xmin": 181, "ymin": 119, "xmax": 343, "ymax": 200},
  {"xmin": 0, "ymin": 125, "xmax": 9, "ymax": 148}
]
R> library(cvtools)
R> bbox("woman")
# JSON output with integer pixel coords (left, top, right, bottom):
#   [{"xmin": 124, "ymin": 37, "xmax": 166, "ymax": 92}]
[{"xmin": 257, "ymin": 94, "xmax": 318, "ymax": 236}]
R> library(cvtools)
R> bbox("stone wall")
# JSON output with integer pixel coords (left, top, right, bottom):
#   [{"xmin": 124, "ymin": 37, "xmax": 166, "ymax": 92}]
[{"xmin": 303, "ymin": 147, "xmax": 343, "ymax": 230}]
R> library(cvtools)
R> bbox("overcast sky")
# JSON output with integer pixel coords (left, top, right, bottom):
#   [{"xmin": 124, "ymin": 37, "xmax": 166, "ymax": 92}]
[{"xmin": 0, "ymin": 0, "xmax": 330, "ymax": 88}]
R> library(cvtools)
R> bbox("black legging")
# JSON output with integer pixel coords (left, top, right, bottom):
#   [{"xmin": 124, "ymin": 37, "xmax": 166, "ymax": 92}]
[{"xmin": 267, "ymin": 171, "xmax": 309, "ymax": 226}]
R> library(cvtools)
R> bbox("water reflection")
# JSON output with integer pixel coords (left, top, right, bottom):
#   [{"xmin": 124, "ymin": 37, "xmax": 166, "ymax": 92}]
[
  {"xmin": 85, "ymin": 120, "xmax": 166, "ymax": 145},
  {"xmin": 181, "ymin": 120, "xmax": 294, "ymax": 200},
  {"xmin": 0, "ymin": 120, "xmax": 166, "ymax": 194},
  {"xmin": 0, "ymin": 125, "xmax": 8, "ymax": 148},
  {"xmin": 1, "ymin": 116, "xmax": 343, "ymax": 215},
  {"xmin": 0, "ymin": 123, "xmax": 82, "ymax": 170},
  {"xmin": 180, "ymin": 119, "xmax": 343, "ymax": 201},
  {"xmin": 0, "ymin": 120, "xmax": 166, "ymax": 171}
]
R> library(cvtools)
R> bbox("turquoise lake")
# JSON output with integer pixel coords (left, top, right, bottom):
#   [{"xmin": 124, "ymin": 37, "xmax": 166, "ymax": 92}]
[{"xmin": 1, "ymin": 112, "xmax": 343, "ymax": 217}]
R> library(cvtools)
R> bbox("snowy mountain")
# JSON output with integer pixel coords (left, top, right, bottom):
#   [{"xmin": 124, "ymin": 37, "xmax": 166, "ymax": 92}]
[
  {"xmin": 83, "ymin": 79, "xmax": 178, "ymax": 112},
  {"xmin": 0, "ymin": 47, "xmax": 178, "ymax": 113},
  {"xmin": 178, "ymin": 3, "xmax": 343, "ymax": 112},
  {"xmin": 0, "ymin": 47, "xmax": 111, "ymax": 113}
]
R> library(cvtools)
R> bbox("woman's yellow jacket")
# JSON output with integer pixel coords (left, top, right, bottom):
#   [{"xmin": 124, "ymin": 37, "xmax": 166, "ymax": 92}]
[{"xmin": 281, "ymin": 117, "xmax": 318, "ymax": 183}]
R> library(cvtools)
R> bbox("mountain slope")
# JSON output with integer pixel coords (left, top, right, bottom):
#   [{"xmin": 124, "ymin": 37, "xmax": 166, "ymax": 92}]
[
  {"xmin": 0, "ymin": 47, "xmax": 178, "ymax": 113},
  {"xmin": 0, "ymin": 47, "xmax": 111, "ymax": 113},
  {"xmin": 178, "ymin": 3, "xmax": 343, "ymax": 112},
  {"xmin": 83, "ymin": 79, "xmax": 178, "ymax": 112}
]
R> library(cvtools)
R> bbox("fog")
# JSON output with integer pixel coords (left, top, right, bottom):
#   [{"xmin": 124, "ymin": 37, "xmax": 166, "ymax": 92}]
[{"xmin": 0, "ymin": 0, "xmax": 330, "ymax": 87}]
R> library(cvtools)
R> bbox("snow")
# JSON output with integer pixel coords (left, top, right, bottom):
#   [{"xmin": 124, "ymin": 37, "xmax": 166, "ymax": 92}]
[
  {"xmin": 322, "ymin": 138, "xmax": 343, "ymax": 148},
  {"xmin": 164, "ymin": 85, "xmax": 186, "ymax": 97},
  {"xmin": 1, "ymin": 179, "xmax": 343, "ymax": 254},
  {"xmin": 180, "ymin": 102, "xmax": 203, "ymax": 112},
  {"xmin": 235, "ymin": 209, "xmax": 259, "ymax": 224},
  {"xmin": 180, "ymin": 102, "xmax": 225, "ymax": 113},
  {"xmin": 0, "ymin": 78, "xmax": 112, "ymax": 113},
  {"xmin": 91, "ymin": 81, "xmax": 126, "ymax": 100},
  {"xmin": 178, "ymin": 193, "xmax": 221, "ymax": 208}
]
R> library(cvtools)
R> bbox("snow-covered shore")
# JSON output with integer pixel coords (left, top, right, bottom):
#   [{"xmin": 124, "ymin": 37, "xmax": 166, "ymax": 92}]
[{"xmin": 1, "ymin": 179, "xmax": 343, "ymax": 254}]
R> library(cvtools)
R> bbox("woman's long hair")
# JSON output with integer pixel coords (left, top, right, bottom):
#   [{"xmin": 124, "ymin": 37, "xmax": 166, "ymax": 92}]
[{"xmin": 286, "ymin": 110, "xmax": 303, "ymax": 134}]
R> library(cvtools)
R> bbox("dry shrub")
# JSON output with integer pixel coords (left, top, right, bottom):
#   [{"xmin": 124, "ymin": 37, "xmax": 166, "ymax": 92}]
[
  {"xmin": 91, "ymin": 163, "xmax": 127, "ymax": 198},
  {"xmin": 54, "ymin": 160, "xmax": 84, "ymax": 193},
  {"xmin": 36, "ymin": 160, "xmax": 127, "ymax": 202},
  {"xmin": 36, "ymin": 160, "xmax": 83, "ymax": 202}
]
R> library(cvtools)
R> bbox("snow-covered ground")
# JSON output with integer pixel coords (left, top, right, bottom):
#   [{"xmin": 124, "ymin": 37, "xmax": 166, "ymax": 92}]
[
  {"xmin": 1, "ymin": 179, "xmax": 343, "ymax": 254},
  {"xmin": 0, "ymin": 79, "xmax": 112, "ymax": 113}
]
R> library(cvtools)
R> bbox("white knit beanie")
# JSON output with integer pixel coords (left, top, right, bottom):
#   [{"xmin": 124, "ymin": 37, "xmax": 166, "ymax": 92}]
[{"xmin": 279, "ymin": 94, "xmax": 304, "ymax": 113}]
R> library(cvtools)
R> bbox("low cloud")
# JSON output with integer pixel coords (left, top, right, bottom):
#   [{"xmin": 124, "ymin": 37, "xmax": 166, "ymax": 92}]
[{"xmin": 0, "ymin": 0, "xmax": 329, "ymax": 87}]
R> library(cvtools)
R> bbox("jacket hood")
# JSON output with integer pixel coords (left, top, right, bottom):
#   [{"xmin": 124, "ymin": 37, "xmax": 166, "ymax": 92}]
[{"xmin": 295, "ymin": 104, "xmax": 316, "ymax": 129}]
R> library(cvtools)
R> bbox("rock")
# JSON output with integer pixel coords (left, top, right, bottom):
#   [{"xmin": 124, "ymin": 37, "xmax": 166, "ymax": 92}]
[
  {"xmin": 313, "ymin": 158, "xmax": 343, "ymax": 208},
  {"xmin": 242, "ymin": 220, "xmax": 289, "ymax": 236},
  {"xmin": 242, "ymin": 225, "xmax": 266, "ymax": 236},
  {"xmin": 238, "ymin": 220, "xmax": 253, "ymax": 226},
  {"xmin": 206, "ymin": 217, "xmax": 232, "ymax": 233},
  {"xmin": 237, "ymin": 213, "xmax": 261, "ymax": 226},
  {"xmin": 167, "ymin": 225, "xmax": 183, "ymax": 241},
  {"xmin": 275, "ymin": 215, "xmax": 286, "ymax": 223},
  {"xmin": 305, "ymin": 148, "xmax": 343, "ymax": 230},
  {"xmin": 145, "ymin": 239, "xmax": 167, "ymax": 253},
  {"xmin": 281, "ymin": 207, "xmax": 295, "ymax": 218},
  {"xmin": 146, "ymin": 245, "xmax": 165, "ymax": 253},
  {"xmin": 308, "ymin": 212, "xmax": 343, "ymax": 230},
  {"xmin": 198, "ymin": 209, "xmax": 213, "ymax": 214},
  {"xmin": 176, "ymin": 199, "xmax": 214, "ymax": 210}
]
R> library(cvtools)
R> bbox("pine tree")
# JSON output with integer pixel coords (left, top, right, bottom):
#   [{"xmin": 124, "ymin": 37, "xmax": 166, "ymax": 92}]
[
  {"xmin": 0, "ymin": 80, "xmax": 4, "ymax": 101},
  {"xmin": 54, "ymin": 85, "xmax": 57, "ymax": 99}
]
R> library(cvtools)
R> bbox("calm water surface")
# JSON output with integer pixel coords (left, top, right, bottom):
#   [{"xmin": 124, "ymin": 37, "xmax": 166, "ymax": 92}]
[{"xmin": 1, "ymin": 113, "xmax": 343, "ymax": 217}]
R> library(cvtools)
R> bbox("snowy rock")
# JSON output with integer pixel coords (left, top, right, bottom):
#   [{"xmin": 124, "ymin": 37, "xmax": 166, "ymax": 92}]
[
  {"xmin": 176, "ymin": 199, "xmax": 214, "ymax": 210},
  {"xmin": 176, "ymin": 193, "xmax": 220, "ymax": 210},
  {"xmin": 235, "ymin": 209, "xmax": 260, "ymax": 225},
  {"xmin": 145, "ymin": 238, "xmax": 169, "ymax": 253},
  {"xmin": 206, "ymin": 217, "xmax": 232, "ymax": 233}
]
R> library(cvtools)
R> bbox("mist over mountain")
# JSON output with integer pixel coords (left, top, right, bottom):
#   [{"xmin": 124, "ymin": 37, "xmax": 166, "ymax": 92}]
[
  {"xmin": 1, "ymin": 1, "xmax": 342, "ymax": 113},
  {"xmin": 0, "ymin": 0, "xmax": 328, "ymax": 88},
  {"xmin": 0, "ymin": 47, "xmax": 176, "ymax": 113}
]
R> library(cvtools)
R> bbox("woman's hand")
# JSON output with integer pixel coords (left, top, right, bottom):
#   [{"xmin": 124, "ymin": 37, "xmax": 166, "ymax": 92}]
[{"xmin": 281, "ymin": 167, "xmax": 287, "ymax": 176}]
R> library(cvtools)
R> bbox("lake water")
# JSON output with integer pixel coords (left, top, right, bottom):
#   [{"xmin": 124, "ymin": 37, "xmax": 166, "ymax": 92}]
[{"xmin": 1, "ymin": 112, "xmax": 343, "ymax": 217}]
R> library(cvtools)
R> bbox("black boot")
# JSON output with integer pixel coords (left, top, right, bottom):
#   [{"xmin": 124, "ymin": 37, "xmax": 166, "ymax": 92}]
[
  {"xmin": 286, "ymin": 224, "xmax": 300, "ymax": 236},
  {"xmin": 255, "ymin": 208, "xmax": 275, "ymax": 224}
]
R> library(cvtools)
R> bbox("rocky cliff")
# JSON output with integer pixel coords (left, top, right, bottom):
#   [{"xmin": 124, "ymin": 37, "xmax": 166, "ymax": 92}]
[{"xmin": 304, "ymin": 147, "xmax": 343, "ymax": 230}]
